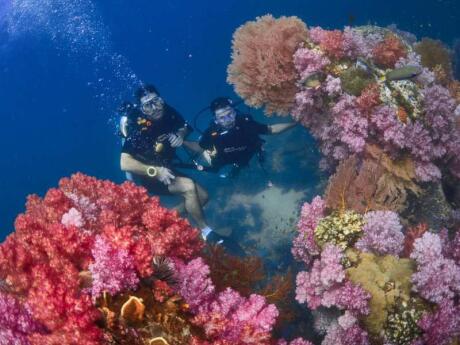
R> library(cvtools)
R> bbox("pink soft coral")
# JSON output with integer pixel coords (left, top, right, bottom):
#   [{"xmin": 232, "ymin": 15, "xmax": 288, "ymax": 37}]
[
  {"xmin": 177, "ymin": 258, "xmax": 279, "ymax": 345},
  {"xmin": 293, "ymin": 47, "xmax": 330, "ymax": 80},
  {"xmin": 291, "ymin": 196, "xmax": 325, "ymax": 265},
  {"xmin": 193, "ymin": 288, "xmax": 278, "ymax": 345},
  {"xmin": 332, "ymin": 94, "xmax": 369, "ymax": 154},
  {"xmin": 176, "ymin": 257, "xmax": 215, "ymax": 313},
  {"xmin": 415, "ymin": 299, "xmax": 460, "ymax": 345},
  {"xmin": 227, "ymin": 14, "xmax": 308, "ymax": 115},
  {"xmin": 0, "ymin": 292, "xmax": 45, "ymax": 345},
  {"xmin": 295, "ymin": 244, "xmax": 370, "ymax": 314}
]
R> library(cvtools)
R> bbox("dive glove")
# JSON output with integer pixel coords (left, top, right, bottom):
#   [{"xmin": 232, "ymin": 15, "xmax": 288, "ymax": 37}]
[
  {"xmin": 156, "ymin": 167, "xmax": 175, "ymax": 185},
  {"xmin": 168, "ymin": 133, "xmax": 184, "ymax": 148}
]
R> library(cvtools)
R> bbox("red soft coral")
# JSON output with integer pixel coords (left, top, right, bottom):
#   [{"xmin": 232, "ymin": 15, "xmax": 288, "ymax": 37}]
[
  {"xmin": 316, "ymin": 29, "xmax": 347, "ymax": 60},
  {"xmin": 372, "ymin": 34, "xmax": 407, "ymax": 68},
  {"xmin": 356, "ymin": 83, "xmax": 382, "ymax": 114},
  {"xmin": 0, "ymin": 173, "xmax": 204, "ymax": 343}
]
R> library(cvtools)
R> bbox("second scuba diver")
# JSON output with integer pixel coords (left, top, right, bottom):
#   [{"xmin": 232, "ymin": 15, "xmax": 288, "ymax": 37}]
[
  {"xmin": 185, "ymin": 97, "xmax": 297, "ymax": 177},
  {"xmin": 119, "ymin": 85, "xmax": 227, "ymax": 242}
]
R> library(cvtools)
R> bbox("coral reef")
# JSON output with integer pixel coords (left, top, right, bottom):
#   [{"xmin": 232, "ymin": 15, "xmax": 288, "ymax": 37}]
[
  {"xmin": 227, "ymin": 16, "xmax": 460, "ymax": 345},
  {"xmin": 0, "ymin": 174, "xmax": 284, "ymax": 344},
  {"xmin": 291, "ymin": 194, "xmax": 460, "ymax": 345},
  {"xmin": 227, "ymin": 14, "xmax": 308, "ymax": 115}
]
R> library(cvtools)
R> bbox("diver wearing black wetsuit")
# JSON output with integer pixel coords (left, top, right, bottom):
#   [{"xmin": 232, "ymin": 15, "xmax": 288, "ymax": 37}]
[
  {"xmin": 122, "ymin": 102, "xmax": 190, "ymax": 192},
  {"xmin": 120, "ymin": 85, "xmax": 223, "ymax": 241},
  {"xmin": 199, "ymin": 112, "xmax": 270, "ymax": 171},
  {"xmin": 186, "ymin": 97, "xmax": 297, "ymax": 175}
]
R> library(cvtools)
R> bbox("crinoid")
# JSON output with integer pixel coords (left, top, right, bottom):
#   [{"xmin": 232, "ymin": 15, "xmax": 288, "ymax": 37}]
[{"xmin": 151, "ymin": 256, "xmax": 178, "ymax": 287}]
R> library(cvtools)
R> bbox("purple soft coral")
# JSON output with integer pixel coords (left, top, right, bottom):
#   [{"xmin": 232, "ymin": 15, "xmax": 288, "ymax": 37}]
[
  {"xmin": 89, "ymin": 235, "xmax": 139, "ymax": 298},
  {"xmin": 0, "ymin": 292, "xmax": 45, "ymax": 345},
  {"xmin": 176, "ymin": 257, "xmax": 215, "ymax": 313},
  {"xmin": 332, "ymin": 95, "xmax": 369, "ymax": 154},
  {"xmin": 355, "ymin": 211, "xmax": 404, "ymax": 256},
  {"xmin": 410, "ymin": 232, "xmax": 460, "ymax": 304},
  {"xmin": 415, "ymin": 299, "xmax": 460, "ymax": 345}
]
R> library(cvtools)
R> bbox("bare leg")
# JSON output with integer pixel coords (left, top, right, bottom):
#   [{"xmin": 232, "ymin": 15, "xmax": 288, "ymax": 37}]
[
  {"xmin": 195, "ymin": 183, "xmax": 209, "ymax": 206},
  {"xmin": 168, "ymin": 177, "xmax": 208, "ymax": 229},
  {"xmin": 173, "ymin": 182, "xmax": 209, "ymax": 216}
]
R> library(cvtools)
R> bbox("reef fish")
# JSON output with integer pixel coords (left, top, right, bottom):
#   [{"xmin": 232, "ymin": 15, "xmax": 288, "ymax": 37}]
[
  {"xmin": 303, "ymin": 72, "xmax": 325, "ymax": 89},
  {"xmin": 385, "ymin": 65, "xmax": 422, "ymax": 81}
]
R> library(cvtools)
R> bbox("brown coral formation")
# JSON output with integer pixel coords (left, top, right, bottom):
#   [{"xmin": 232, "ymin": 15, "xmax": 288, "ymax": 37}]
[
  {"xmin": 325, "ymin": 146, "xmax": 421, "ymax": 213},
  {"xmin": 203, "ymin": 244, "xmax": 264, "ymax": 296},
  {"xmin": 227, "ymin": 14, "xmax": 308, "ymax": 116},
  {"xmin": 98, "ymin": 286, "xmax": 197, "ymax": 345},
  {"xmin": 415, "ymin": 38, "xmax": 453, "ymax": 77}
]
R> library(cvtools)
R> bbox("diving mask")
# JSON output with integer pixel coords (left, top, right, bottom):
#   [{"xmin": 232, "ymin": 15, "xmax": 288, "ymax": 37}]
[
  {"xmin": 140, "ymin": 94, "xmax": 164, "ymax": 119},
  {"xmin": 214, "ymin": 106, "xmax": 236, "ymax": 129}
]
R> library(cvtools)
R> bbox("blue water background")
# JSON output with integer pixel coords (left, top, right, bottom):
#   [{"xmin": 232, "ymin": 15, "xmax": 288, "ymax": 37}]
[{"xmin": 0, "ymin": 0, "xmax": 459, "ymax": 240}]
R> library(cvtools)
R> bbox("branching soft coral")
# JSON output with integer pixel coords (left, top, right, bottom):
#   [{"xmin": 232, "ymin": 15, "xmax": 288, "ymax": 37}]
[
  {"xmin": 372, "ymin": 34, "xmax": 407, "ymax": 68},
  {"xmin": 0, "ymin": 174, "xmax": 205, "ymax": 344},
  {"xmin": 292, "ymin": 196, "xmax": 325, "ymax": 265},
  {"xmin": 321, "ymin": 312, "xmax": 370, "ymax": 345},
  {"xmin": 355, "ymin": 211, "xmax": 404, "ymax": 256},
  {"xmin": 308, "ymin": 27, "xmax": 364, "ymax": 60},
  {"xmin": 227, "ymin": 14, "xmax": 308, "ymax": 116},
  {"xmin": 177, "ymin": 258, "xmax": 279, "ymax": 345},
  {"xmin": 0, "ymin": 292, "xmax": 45, "ymax": 345},
  {"xmin": 414, "ymin": 299, "xmax": 460, "ymax": 345},
  {"xmin": 89, "ymin": 235, "xmax": 139, "ymax": 298},
  {"xmin": 332, "ymin": 94, "xmax": 369, "ymax": 154},
  {"xmin": 410, "ymin": 232, "xmax": 460, "ymax": 304},
  {"xmin": 295, "ymin": 244, "xmax": 370, "ymax": 315}
]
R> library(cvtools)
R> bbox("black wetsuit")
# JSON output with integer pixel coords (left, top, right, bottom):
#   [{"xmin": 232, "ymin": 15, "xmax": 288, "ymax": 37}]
[
  {"xmin": 122, "ymin": 105, "xmax": 191, "ymax": 194},
  {"xmin": 199, "ymin": 114, "xmax": 270, "ymax": 171}
]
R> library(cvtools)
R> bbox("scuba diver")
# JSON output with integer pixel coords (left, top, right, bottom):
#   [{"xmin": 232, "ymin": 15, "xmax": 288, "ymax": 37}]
[
  {"xmin": 185, "ymin": 97, "xmax": 297, "ymax": 178},
  {"xmin": 119, "ymin": 84, "xmax": 225, "ymax": 242}
]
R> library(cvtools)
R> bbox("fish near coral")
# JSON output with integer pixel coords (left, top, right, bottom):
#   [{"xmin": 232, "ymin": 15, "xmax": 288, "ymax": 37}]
[{"xmin": 385, "ymin": 65, "xmax": 422, "ymax": 81}]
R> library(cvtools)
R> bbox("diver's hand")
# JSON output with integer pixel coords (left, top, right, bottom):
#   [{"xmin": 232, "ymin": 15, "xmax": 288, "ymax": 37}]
[
  {"xmin": 156, "ymin": 167, "xmax": 175, "ymax": 185},
  {"xmin": 202, "ymin": 150, "xmax": 212, "ymax": 165},
  {"xmin": 168, "ymin": 133, "xmax": 184, "ymax": 148}
]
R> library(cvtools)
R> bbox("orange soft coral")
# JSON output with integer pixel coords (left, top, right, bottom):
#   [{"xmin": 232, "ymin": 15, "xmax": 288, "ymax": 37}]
[
  {"xmin": 227, "ymin": 14, "xmax": 308, "ymax": 116},
  {"xmin": 372, "ymin": 34, "xmax": 407, "ymax": 69}
]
